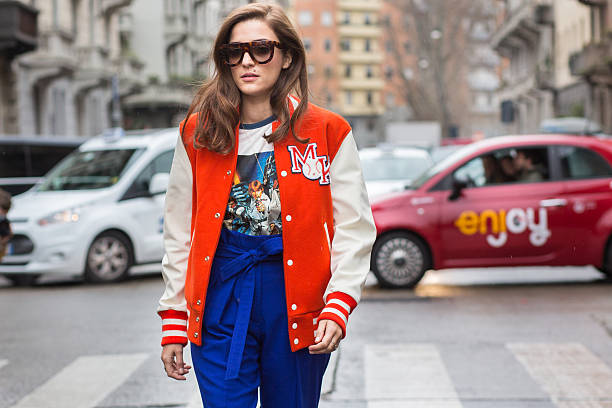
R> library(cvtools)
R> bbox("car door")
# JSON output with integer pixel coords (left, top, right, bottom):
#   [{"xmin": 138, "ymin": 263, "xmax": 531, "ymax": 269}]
[
  {"xmin": 119, "ymin": 150, "xmax": 173, "ymax": 263},
  {"xmin": 554, "ymin": 144, "xmax": 612, "ymax": 266},
  {"xmin": 436, "ymin": 146, "xmax": 570, "ymax": 268}
]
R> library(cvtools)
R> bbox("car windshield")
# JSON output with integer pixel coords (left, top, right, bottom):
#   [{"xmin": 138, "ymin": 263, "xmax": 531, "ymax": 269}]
[
  {"xmin": 37, "ymin": 149, "xmax": 141, "ymax": 191},
  {"xmin": 408, "ymin": 144, "xmax": 481, "ymax": 189},
  {"xmin": 361, "ymin": 155, "xmax": 432, "ymax": 181}
]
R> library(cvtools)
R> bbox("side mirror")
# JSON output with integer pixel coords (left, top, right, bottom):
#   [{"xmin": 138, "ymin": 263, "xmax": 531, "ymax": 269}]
[
  {"xmin": 448, "ymin": 177, "xmax": 467, "ymax": 201},
  {"xmin": 149, "ymin": 173, "xmax": 170, "ymax": 196}
]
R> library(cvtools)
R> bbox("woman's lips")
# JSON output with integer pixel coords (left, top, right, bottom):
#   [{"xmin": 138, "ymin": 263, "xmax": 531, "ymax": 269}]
[{"xmin": 241, "ymin": 73, "xmax": 259, "ymax": 82}]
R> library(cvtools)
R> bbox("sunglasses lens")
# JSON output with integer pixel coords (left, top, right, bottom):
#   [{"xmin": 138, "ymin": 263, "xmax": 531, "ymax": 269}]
[
  {"xmin": 251, "ymin": 42, "xmax": 274, "ymax": 62},
  {"xmin": 224, "ymin": 47, "xmax": 244, "ymax": 64}
]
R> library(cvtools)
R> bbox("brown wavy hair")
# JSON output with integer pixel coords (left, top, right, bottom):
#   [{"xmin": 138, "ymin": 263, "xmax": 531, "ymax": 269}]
[{"xmin": 182, "ymin": 3, "xmax": 309, "ymax": 154}]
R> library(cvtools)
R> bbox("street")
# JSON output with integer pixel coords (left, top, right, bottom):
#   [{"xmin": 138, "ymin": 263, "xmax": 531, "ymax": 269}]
[{"xmin": 1, "ymin": 266, "xmax": 611, "ymax": 408}]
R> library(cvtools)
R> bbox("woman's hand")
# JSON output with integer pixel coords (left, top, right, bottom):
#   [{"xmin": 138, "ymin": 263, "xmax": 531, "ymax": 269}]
[
  {"xmin": 161, "ymin": 344, "xmax": 192, "ymax": 380},
  {"xmin": 308, "ymin": 319, "xmax": 343, "ymax": 354}
]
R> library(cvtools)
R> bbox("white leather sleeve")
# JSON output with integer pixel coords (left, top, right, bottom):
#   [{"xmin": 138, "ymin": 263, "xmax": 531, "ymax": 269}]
[
  {"xmin": 324, "ymin": 131, "xmax": 376, "ymax": 304},
  {"xmin": 157, "ymin": 136, "xmax": 193, "ymax": 313}
]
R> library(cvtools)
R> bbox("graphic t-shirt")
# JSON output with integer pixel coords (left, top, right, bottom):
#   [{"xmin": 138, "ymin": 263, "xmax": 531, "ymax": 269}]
[{"xmin": 223, "ymin": 115, "xmax": 282, "ymax": 236}]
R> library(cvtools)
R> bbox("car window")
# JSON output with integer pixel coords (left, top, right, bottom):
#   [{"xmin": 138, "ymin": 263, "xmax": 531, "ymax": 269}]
[
  {"xmin": 122, "ymin": 150, "xmax": 173, "ymax": 200},
  {"xmin": 360, "ymin": 154, "xmax": 431, "ymax": 181},
  {"xmin": 557, "ymin": 146, "xmax": 612, "ymax": 179},
  {"xmin": 433, "ymin": 146, "xmax": 551, "ymax": 190},
  {"xmin": 38, "ymin": 149, "xmax": 140, "ymax": 191}
]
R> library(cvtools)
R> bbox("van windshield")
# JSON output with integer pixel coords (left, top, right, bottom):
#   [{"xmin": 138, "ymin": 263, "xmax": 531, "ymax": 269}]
[{"xmin": 38, "ymin": 149, "xmax": 141, "ymax": 191}]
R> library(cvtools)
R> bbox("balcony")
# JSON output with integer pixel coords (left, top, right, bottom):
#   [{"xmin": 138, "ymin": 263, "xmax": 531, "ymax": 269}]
[
  {"xmin": 0, "ymin": 1, "xmax": 38, "ymax": 57},
  {"xmin": 339, "ymin": 51, "xmax": 383, "ymax": 64},
  {"xmin": 577, "ymin": 0, "xmax": 607, "ymax": 6},
  {"xmin": 101, "ymin": 0, "xmax": 132, "ymax": 16},
  {"xmin": 338, "ymin": 0, "xmax": 381, "ymax": 12},
  {"xmin": 338, "ymin": 25, "xmax": 382, "ymax": 38},
  {"xmin": 165, "ymin": 15, "xmax": 189, "ymax": 45},
  {"xmin": 569, "ymin": 34, "xmax": 612, "ymax": 77},
  {"xmin": 340, "ymin": 78, "xmax": 385, "ymax": 90},
  {"xmin": 490, "ymin": 2, "xmax": 552, "ymax": 55}
]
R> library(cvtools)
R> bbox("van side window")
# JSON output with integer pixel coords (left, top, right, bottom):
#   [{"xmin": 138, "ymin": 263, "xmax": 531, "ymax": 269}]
[{"xmin": 122, "ymin": 150, "xmax": 173, "ymax": 200}]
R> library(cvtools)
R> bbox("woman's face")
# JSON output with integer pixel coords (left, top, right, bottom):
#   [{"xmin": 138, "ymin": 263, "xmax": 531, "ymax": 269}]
[{"xmin": 227, "ymin": 19, "xmax": 291, "ymax": 100}]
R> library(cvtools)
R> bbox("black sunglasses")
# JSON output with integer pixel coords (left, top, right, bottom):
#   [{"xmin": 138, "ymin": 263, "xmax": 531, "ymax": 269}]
[{"xmin": 219, "ymin": 40, "xmax": 283, "ymax": 67}]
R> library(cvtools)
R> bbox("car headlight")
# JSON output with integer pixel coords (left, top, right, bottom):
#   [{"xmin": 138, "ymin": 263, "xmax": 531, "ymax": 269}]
[{"xmin": 38, "ymin": 208, "xmax": 81, "ymax": 226}]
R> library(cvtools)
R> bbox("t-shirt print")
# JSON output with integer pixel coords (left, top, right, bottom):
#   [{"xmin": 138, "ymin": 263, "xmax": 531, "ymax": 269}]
[{"xmin": 223, "ymin": 116, "xmax": 282, "ymax": 236}]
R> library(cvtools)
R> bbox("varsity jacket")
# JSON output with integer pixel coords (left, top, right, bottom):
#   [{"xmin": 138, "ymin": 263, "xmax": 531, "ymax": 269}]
[{"xmin": 157, "ymin": 98, "xmax": 376, "ymax": 352}]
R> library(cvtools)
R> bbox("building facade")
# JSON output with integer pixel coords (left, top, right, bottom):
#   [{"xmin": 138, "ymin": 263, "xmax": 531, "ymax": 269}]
[
  {"xmin": 491, "ymin": 0, "xmax": 556, "ymax": 134},
  {"xmin": 569, "ymin": 0, "xmax": 612, "ymax": 134},
  {"xmin": 290, "ymin": 0, "xmax": 384, "ymax": 147},
  {"xmin": 1, "ymin": 0, "xmax": 140, "ymax": 138}
]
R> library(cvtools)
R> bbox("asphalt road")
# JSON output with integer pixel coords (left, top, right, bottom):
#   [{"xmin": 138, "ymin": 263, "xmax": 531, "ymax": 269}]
[{"xmin": 0, "ymin": 266, "xmax": 611, "ymax": 408}]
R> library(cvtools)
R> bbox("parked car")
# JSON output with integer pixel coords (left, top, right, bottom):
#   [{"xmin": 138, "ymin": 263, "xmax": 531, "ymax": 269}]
[
  {"xmin": 0, "ymin": 137, "xmax": 83, "ymax": 195},
  {"xmin": 359, "ymin": 145, "xmax": 433, "ymax": 201},
  {"xmin": 0, "ymin": 128, "xmax": 176, "ymax": 285},
  {"xmin": 370, "ymin": 134, "xmax": 612, "ymax": 288}
]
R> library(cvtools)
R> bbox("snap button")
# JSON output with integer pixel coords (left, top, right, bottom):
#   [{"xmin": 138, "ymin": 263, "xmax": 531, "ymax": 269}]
[
  {"xmin": 195, "ymin": 316, "xmax": 200, "ymax": 322},
  {"xmin": 294, "ymin": 338, "xmax": 299, "ymax": 345},
  {"xmin": 285, "ymin": 215, "xmax": 292, "ymax": 222},
  {"xmin": 292, "ymin": 323, "xmax": 298, "ymax": 329},
  {"xmin": 226, "ymin": 170, "xmax": 231, "ymax": 175},
  {"xmin": 214, "ymin": 212, "xmax": 220, "ymax": 218},
  {"xmin": 287, "ymin": 259, "xmax": 293, "ymax": 266},
  {"xmin": 194, "ymin": 332, "xmax": 199, "ymax": 338},
  {"xmin": 281, "ymin": 170, "xmax": 288, "ymax": 177},
  {"xmin": 204, "ymin": 256, "xmax": 210, "ymax": 261},
  {"xmin": 196, "ymin": 299, "xmax": 201, "ymax": 305},
  {"xmin": 291, "ymin": 304, "xmax": 297, "ymax": 310}
]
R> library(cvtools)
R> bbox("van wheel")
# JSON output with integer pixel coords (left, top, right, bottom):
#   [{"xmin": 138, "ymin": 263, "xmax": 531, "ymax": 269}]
[
  {"xmin": 85, "ymin": 231, "xmax": 133, "ymax": 283},
  {"xmin": 371, "ymin": 232, "xmax": 431, "ymax": 288},
  {"xmin": 4, "ymin": 274, "xmax": 40, "ymax": 286}
]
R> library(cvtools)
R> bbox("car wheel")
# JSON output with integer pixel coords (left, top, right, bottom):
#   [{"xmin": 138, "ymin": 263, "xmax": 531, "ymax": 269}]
[
  {"xmin": 84, "ymin": 231, "xmax": 133, "ymax": 283},
  {"xmin": 371, "ymin": 231, "xmax": 431, "ymax": 288},
  {"xmin": 4, "ymin": 274, "xmax": 40, "ymax": 286},
  {"xmin": 599, "ymin": 238, "xmax": 612, "ymax": 280}
]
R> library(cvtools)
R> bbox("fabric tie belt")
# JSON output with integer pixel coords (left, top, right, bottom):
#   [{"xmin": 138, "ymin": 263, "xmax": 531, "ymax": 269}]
[{"xmin": 215, "ymin": 235, "xmax": 283, "ymax": 380}]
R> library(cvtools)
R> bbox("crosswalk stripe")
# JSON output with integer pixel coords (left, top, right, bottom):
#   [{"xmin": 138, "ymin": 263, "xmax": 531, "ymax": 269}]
[
  {"xmin": 10, "ymin": 353, "xmax": 148, "ymax": 408},
  {"xmin": 0, "ymin": 359, "xmax": 7, "ymax": 370},
  {"xmin": 365, "ymin": 344, "xmax": 463, "ymax": 407},
  {"xmin": 508, "ymin": 342, "xmax": 612, "ymax": 406}
]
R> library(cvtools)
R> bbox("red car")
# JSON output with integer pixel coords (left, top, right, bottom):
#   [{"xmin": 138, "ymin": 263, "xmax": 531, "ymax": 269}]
[{"xmin": 370, "ymin": 135, "xmax": 612, "ymax": 288}]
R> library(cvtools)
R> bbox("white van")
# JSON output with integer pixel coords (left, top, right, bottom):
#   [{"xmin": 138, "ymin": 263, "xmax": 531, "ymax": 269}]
[{"xmin": 0, "ymin": 128, "xmax": 177, "ymax": 285}]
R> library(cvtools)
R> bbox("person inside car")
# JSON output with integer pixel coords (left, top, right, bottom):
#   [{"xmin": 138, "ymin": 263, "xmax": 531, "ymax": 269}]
[
  {"xmin": 482, "ymin": 154, "xmax": 507, "ymax": 184},
  {"xmin": 514, "ymin": 149, "xmax": 546, "ymax": 182},
  {"xmin": 499, "ymin": 154, "xmax": 518, "ymax": 182}
]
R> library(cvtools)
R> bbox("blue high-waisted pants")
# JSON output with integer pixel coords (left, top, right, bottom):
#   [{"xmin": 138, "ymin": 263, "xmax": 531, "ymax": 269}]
[{"xmin": 191, "ymin": 228, "xmax": 330, "ymax": 408}]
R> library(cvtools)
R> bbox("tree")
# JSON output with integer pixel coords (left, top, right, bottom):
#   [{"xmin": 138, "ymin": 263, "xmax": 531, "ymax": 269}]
[{"xmin": 384, "ymin": 0, "xmax": 493, "ymax": 138}]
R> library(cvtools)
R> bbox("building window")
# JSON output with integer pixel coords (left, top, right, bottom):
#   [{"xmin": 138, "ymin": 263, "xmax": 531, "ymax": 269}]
[
  {"xmin": 346, "ymin": 91, "xmax": 352, "ymax": 105},
  {"xmin": 365, "ymin": 38, "xmax": 371, "ymax": 52},
  {"xmin": 404, "ymin": 41, "xmax": 412, "ymax": 53},
  {"xmin": 303, "ymin": 38, "xmax": 312, "ymax": 51},
  {"xmin": 385, "ymin": 66, "xmax": 393, "ymax": 79},
  {"xmin": 321, "ymin": 11, "xmax": 333, "ymax": 27},
  {"xmin": 367, "ymin": 91, "xmax": 373, "ymax": 105},
  {"xmin": 386, "ymin": 92, "xmax": 395, "ymax": 106},
  {"xmin": 326, "ymin": 93, "xmax": 333, "ymax": 106},
  {"xmin": 307, "ymin": 64, "xmax": 315, "ymax": 75},
  {"xmin": 340, "ymin": 39, "xmax": 350, "ymax": 51},
  {"xmin": 385, "ymin": 40, "xmax": 393, "ymax": 52},
  {"xmin": 366, "ymin": 65, "xmax": 373, "ymax": 78},
  {"xmin": 345, "ymin": 65, "xmax": 352, "ymax": 78},
  {"xmin": 364, "ymin": 13, "xmax": 371, "ymax": 25},
  {"xmin": 343, "ymin": 12, "xmax": 350, "ymax": 24},
  {"xmin": 325, "ymin": 65, "xmax": 333, "ymax": 78},
  {"xmin": 324, "ymin": 38, "xmax": 332, "ymax": 52},
  {"xmin": 298, "ymin": 10, "xmax": 313, "ymax": 26}
]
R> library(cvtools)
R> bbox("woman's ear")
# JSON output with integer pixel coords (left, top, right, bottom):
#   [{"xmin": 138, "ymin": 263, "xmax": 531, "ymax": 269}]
[{"xmin": 282, "ymin": 52, "xmax": 292, "ymax": 69}]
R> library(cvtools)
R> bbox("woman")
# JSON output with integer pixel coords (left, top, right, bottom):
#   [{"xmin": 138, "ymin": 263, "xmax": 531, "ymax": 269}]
[{"xmin": 157, "ymin": 4, "xmax": 376, "ymax": 407}]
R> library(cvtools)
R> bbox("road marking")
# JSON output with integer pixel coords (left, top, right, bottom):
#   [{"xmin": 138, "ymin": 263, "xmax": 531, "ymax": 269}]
[
  {"xmin": 0, "ymin": 359, "xmax": 7, "ymax": 370},
  {"xmin": 508, "ymin": 342, "xmax": 612, "ymax": 407},
  {"xmin": 10, "ymin": 353, "xmax": 148, "ymax": 408},
  {"xmin": 365, "ymin": 344, "xmax": 463, "ymax": 408}
]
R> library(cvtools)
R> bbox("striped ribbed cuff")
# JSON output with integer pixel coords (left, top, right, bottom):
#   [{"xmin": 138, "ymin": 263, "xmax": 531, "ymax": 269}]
[
  {"xmin": 158, "ymin": 309, "xmax": 188, "ymax": 346},
  {"xmin": 318, "ymin": 292, "xmax": 358, "ymax": 338}
]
